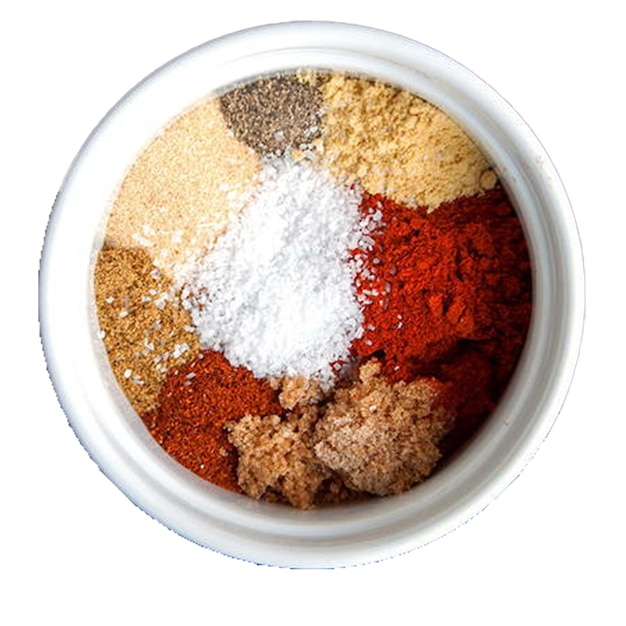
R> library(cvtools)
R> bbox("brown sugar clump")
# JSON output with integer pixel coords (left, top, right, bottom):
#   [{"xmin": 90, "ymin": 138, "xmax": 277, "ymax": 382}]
[
  {"xmin": 227, "ymin": 360, "xmax": 454, "ymax": 508},
  {"xmin": 268, "ymin": 375, "xmax": 325, "ymax": 410},
  {"xmin": 226, "ymin": 409, "xmax": 337, "ymax": 509},
  {"xmin": 314, "ymin": 360, "xmax": 454, "ymax": 496}
]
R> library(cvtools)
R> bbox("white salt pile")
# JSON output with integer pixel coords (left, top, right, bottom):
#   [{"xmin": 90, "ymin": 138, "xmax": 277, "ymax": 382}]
[{"xmin": 182, "ymin": 157, "xmax": 380, "ymax": 384}]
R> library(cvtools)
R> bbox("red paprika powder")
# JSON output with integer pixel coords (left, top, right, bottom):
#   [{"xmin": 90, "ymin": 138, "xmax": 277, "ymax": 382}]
[
  {"xmin": 352, "ymin": 187, "xmax": 532, "ymax": 450},
  {"xmin": 142, "ymin": 350, "xmax": 282, "ymax": 492}
]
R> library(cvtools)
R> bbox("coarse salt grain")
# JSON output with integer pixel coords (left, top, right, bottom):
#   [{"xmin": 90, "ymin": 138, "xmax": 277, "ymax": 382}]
[
  {"xmin": 171, "ymin": 343, "xmax": 189, "ymax": 358},
  {"xmin": 183, "ymin": 157, "xmax": 375, "ymax": 385}
]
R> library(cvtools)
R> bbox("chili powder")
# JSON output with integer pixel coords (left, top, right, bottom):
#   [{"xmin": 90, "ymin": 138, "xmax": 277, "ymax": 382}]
[
  {"xmin": 352, "ymin": 187, "xmax": 532, "ymax": 450},
  {"xmin": 142, "ymin": 350, "xmax": 282, "ymax": 492}
]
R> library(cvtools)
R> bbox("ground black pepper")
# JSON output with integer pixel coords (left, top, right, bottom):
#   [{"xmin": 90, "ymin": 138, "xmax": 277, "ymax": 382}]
[{"xmin": 219, "ymin": 75, "xmax": 323, "ymax": 155}]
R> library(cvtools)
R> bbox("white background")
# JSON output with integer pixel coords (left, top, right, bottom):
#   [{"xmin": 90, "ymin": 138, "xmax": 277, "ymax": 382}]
[{"xmin": 2, "ymin": 1, "xmax": 623, "ymax": 624}]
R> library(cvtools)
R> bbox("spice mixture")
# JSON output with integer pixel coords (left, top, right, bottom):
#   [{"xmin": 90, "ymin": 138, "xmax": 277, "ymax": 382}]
[{"xmin": 94, "ymin": 71, "xmax": 532, "ymax": 508}]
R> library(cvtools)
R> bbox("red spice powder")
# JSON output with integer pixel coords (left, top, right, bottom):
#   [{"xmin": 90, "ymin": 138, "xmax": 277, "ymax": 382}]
[
  {"xmin": 352, "ymin": 188, "xmax": 532, "ymax": 450},
  {"xmin": 141, "ymin": 350, "xmax": 282, "ymax": 492}
]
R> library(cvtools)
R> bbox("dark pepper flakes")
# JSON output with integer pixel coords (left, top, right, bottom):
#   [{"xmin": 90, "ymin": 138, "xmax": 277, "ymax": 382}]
[{"xmin": 219, "ymin": 74, "xmax": 323, "ymax": 156}]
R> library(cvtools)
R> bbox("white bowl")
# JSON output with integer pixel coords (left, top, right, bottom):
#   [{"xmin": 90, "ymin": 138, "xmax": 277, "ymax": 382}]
[{"xmin": 39, "ymin": 21, "xmax": 584, "ymax": 568}]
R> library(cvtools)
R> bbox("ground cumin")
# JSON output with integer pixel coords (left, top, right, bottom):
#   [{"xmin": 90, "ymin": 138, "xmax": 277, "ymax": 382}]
[
  {"xmin": 319, "ymin": 75, "xmax": 496, "ymax": 209},
  {"xmin": 94, "ymin": 246, "xmax": 199, "ymax": 414}
]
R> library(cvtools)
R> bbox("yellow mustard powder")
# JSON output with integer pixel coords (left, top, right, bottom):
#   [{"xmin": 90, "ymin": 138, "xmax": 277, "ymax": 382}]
[{"xmin": 319, "ymin": 75, "xmax": 496, "ymax": 209}]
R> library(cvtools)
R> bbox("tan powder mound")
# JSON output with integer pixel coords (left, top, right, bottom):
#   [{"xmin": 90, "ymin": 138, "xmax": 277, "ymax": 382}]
[
  {"xmin": 104, "ymin": 99, "xmax": 261, "ymax": 283},
  {"xmin": 319, "ymin": 75, "xmax": 496, "ymax": 209},
  {"xmin": 94, "ymin": 246, "xmax": 200, "ymax": 414},
  {"xmin": 227, "ymin": 360, "xmax": 454, "ymax": 508}
]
